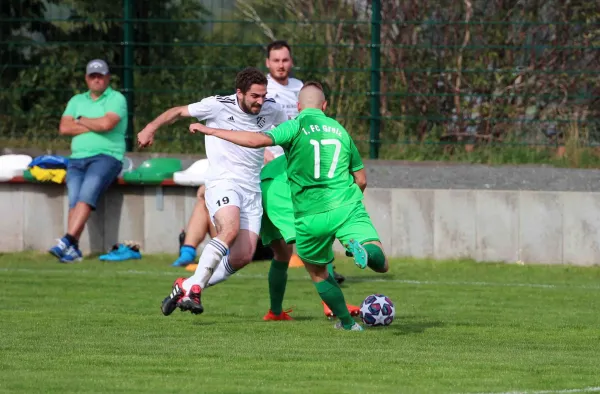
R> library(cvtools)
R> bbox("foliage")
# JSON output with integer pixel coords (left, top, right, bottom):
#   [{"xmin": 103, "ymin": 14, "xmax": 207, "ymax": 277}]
[{"xmin": 1, "ymin": 0, "xmax": 599, "ymax": 166}]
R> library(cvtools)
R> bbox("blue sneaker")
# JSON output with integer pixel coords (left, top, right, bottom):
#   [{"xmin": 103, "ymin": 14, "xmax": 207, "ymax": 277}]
[
  {"xmin": 347, "ymin": 239, "xmax": 367, "ymax": 269},
  {"xmin": 59, "ymin": 245, "xmax": 83, "ymax": 263},
  {"xmin": 99, "ymin": 244, "xmax": 142, "ymax": 262},
  {"xmin": 172, "ymin": 245, "xmax": 197, "ymax": 267},
  {"xmin": 49, "ymin": 239, "xmax": 69, "ymax": 260}
]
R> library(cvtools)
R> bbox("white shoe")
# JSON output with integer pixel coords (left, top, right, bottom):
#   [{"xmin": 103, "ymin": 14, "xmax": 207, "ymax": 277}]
[{"xmin": 334, "ymin": 321, "xmax": 364, "ymax": 331}]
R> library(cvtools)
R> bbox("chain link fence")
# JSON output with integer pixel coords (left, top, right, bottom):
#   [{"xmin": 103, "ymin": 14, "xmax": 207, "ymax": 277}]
[{"xmin": 1, "ymin": 0, "xmax": 599, "ymax": 164}]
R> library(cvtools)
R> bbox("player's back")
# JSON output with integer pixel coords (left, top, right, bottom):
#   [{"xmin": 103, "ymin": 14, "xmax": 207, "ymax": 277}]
[{"xmin": 285, "ymin": 108, "xmax": 364, "ymax": 217}]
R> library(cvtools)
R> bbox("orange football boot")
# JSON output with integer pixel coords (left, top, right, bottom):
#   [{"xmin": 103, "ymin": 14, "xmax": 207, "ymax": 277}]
[
  {"xmin": 322, "ymin": 301, "xmax": 361, "ymax": 318},
  {"xmin": 263, "ymin": 308, "xmax": 294, "ymax": 321}
]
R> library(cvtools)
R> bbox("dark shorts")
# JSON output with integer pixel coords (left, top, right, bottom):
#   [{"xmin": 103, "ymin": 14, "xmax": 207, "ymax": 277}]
[{"xmin": 66, "ymin": 154, "xmax": 122, "ymax": 210}]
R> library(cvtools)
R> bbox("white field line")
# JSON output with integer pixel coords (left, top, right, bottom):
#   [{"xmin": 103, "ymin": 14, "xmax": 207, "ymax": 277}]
[
  {"xmin": 1, "ymin": 267, "xmax": 600, "ymax": 291},
  {"xmin": 469, "ymin": 386, "xmax": 600, "ymax": 394}
]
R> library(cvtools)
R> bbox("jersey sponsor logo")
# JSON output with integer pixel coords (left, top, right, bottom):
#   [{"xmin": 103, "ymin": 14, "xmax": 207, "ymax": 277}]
[{"xmin": 256, "ymin": 116, "xmax": 266, "ymax": 128}]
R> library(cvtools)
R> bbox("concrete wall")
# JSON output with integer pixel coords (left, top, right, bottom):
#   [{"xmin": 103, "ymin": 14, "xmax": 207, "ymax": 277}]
[{"xmin": 2, "ymin": 182, "xmax": 600, "ymax": 265}]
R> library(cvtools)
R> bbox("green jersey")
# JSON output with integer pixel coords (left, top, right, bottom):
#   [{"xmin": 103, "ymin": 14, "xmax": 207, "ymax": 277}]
[
  {"xmin": 260, "ymin": 154, "xmax": 288, "ymax": 182},
  {"xmin": 265, "ymin": 108, "xmax": 364, "ymax": 218},
  {"xmin": 62, "ymin": 87, "xmax": 128, "ymax": 161}
]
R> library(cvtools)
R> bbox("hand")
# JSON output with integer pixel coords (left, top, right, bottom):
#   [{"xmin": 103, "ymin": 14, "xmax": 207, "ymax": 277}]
[
  {"xmin": 189, "ymin": 123, "xmax": 213, "ymax": 135},
  {"xmin": 263, "ymin": 148, "xmax": 275, "ymax": 164},
  {"xmin": 137, "ymin": 126, "xmax": 156, "ymax": 148}
]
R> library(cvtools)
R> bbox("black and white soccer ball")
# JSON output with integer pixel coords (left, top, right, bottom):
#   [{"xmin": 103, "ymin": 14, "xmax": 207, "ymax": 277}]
[{"xmin": 359, "ymin": 294, "xmax": 395, "ymax": 327}]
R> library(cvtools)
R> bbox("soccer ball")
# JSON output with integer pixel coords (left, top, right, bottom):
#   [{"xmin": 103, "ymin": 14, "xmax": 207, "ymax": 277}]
[{"xmin": 359, "ymin": 294, "xmax": 395, "ymax": 327}]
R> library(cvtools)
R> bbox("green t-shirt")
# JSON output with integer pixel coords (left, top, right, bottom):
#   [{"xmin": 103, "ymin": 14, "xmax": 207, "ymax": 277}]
[
  {"xmin": 265, "ymin": 108, "xmax": 364, "ymax": 217},
  {"xmin": 62, "ymin": 86, "xmax": 128, "ymax": 161},
  {"xmin": 260, "ymin": 154, "xmax": 288, "ymax": 182}
]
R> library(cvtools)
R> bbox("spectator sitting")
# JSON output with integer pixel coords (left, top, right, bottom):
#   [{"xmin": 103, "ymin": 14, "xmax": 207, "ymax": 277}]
[{"xmin": 49, "ymin": 59, "xmax": 127, "ymax": 263}]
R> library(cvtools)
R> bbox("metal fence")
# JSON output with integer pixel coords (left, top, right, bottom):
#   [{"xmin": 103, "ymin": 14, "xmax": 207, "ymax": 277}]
[{"xmin": 1, "ymin": 0, "xmax": 599, "ymax": 162}]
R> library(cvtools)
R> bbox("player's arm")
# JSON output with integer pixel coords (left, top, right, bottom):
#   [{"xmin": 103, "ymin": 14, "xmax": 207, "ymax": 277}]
[
  {"xmin": 58, "ymin": 96, "xmax": 90, "ymax": 136},
  {"xmin": 349, "ymin": 138, "xmax": 367, "ymax": 192},
  {"xmin": 352, "ymin": 168, "xmax": 367, "ymax": 192},
  {"xmin": 189, "ymin": 119, "xmax": 299, "ymax": 149},
  {"xmin": 190, "ymin": 125, "xmax": 273, "ymax": 148},
  {"xmin": 137, "ymin": 96, "xmax": 221, "ymax": 148},
  {"xmin": 137, "ymin": 105, "xmax": 192, "ymax": 147}
]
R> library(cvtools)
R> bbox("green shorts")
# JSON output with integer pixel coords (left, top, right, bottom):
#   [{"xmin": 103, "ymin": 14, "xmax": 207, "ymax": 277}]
[
  {"xmin": 260, "ymin": 178, "xmax": 296, "ymax": 246},
  {"xmin": 295, "ymin": 201, "xmax": 380, "ymax": 265}
]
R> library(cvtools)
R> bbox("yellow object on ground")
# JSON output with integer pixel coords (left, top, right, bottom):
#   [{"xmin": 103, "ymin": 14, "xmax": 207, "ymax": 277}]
[{"xmin": 29, "ymin": 166, "xmax": 67, "ymax": 183}]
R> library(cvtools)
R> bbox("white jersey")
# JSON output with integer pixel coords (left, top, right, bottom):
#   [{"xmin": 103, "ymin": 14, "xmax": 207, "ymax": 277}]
[
  {"xmin": 188, "ymin": 94, "xmax": 287, "ymax": 192},
  {"xmin": 266, "ymin": 74, "xmax": 304, "ymax": 158}
]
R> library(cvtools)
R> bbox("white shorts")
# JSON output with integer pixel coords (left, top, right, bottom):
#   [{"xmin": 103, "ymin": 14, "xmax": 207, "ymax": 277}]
[{"xmin": 204, "ymin": 180, "xmax": 263, "ymax": 236}]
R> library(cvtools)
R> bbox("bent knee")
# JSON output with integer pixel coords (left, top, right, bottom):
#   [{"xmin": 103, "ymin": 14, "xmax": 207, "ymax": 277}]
[
  {"xmin": 228, "ymin": 251, "xmax": 254, "ymax": 269},
  {"xmin": 374, "ymin": 260, "xmax": 389, "ymax": 273}
]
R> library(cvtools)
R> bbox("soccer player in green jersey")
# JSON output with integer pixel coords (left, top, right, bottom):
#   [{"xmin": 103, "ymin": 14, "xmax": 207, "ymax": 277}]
[
  {"xmin": 189, "ymin": 82, "xmax": 389, "ymax": 331},
  {"xmin": 260, "ymin": 152, "xmax": 362, "ymax": 321}
]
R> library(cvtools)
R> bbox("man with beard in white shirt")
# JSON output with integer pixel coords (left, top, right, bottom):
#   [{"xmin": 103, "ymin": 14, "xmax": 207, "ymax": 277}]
[{"xmin": 137, "ymin": 67, "xmax": 288, "ymax": 316}]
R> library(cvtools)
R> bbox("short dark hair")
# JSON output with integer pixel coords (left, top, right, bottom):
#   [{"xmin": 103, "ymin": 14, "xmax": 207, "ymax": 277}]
[
  {"xmin": 266, "ymin": 40, "xmax": 292, "ymax": 58},
  {"xmin": 235, "ymin": 67, "xmax": 268, "ymax": 94},
  {"xmin": 302, "ymin": 81, "xmax": 324, "ymax": 91}
]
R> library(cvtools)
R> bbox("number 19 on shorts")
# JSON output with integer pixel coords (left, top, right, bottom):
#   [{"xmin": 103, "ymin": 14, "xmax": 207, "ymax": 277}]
[
  {"xmin": 310, "ymin": 139, "xmax": 341, "ymax": 179},
  {"xmin": 216, "ymin": 196, "xmax": 230, "ymax": 207}
]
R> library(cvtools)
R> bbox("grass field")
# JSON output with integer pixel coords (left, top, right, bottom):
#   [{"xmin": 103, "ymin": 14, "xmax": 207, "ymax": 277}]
[{"xmin": 1, "ymin": 253, "xmax": 600, "ymax": 393}]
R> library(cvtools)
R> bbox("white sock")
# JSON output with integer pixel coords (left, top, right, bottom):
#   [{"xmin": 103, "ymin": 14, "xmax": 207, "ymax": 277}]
[
  {"xmin": 207, "ymin": 256, "xmax": 237, "ymax": 288},
  {"xmin": 182, "ymin": 238, "xmax": 228, "ymax": 292}
]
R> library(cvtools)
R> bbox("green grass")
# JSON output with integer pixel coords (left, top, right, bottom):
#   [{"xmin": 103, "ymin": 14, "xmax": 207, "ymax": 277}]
[{"xmin": 1, "ymin": 253, "xmax": 600, "ymax": 393}]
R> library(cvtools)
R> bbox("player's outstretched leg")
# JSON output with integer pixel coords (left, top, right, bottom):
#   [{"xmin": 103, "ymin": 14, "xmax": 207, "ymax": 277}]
[
  {"xmin": 362, "ymin": 241, "xmax": 388, "ymax": 273},
  {"xmin": 347, "ymin": 239, "xmax": 368, "ymax": 269},
  {"xmin": 160, "ymin": 277, "xmax": 203, "ymax": 316},
  {"xmin": 338, "ymin": 202, "xmax": 389, "ymax": 273},
  {"xmin": 161, "ymin": 205, "xmax": 239, "ymax": 316},
  {"xmin": 346, "ymin": 240, "xmax": 389, "ymax": 273},
  {"xmin": 264, "ymin": 238, "xmax": 294, "ymax": 321},
  {"xmin": 321, "ymin": 264, "xmax": 360, "ymax": 318},
  {"xmin": 304, "ymin": 260, "xmax": 363, "ymax": 331},
  {"xmin": 161, "ymin": 277, "xmax": 186, "ymax": 316},
  {"xmin": 206, "ymin": 256, "xmax": 237, "ymax": 287}
]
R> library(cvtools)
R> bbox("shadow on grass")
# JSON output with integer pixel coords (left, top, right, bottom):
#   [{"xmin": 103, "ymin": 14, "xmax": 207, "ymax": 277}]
[
  {"xmin": 199, "ymin": 312, "xmax": 322, "ymax": 323},
  {"xmin": 369, "ymin": 314, "xmax": 445, "ymax": 335}
]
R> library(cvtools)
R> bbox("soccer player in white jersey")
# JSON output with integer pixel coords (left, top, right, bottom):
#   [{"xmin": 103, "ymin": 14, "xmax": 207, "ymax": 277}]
[
  {"xmin": 137, "ymin": 67, "xmax": 288, "ymax": 316},
  {"xmin": 263, "ymin": 40, "xmax": 304, "ymax": 162}
]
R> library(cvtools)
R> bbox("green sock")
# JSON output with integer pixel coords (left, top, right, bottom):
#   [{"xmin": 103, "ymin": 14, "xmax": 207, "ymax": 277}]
[
  {"xmin": 327, "ymin": 263, "xmax": 335, "ymax": 277},
  {"xmin": 268, "ymin": 259, "xmax": 289, "ymax": 315},
  {"xmin": 364, "ymin": 243, "xmax": 386, "ymax": 271},
  {"xmin": 314, "ymin": 274, "xmax": 354, "ymax": 329}
]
